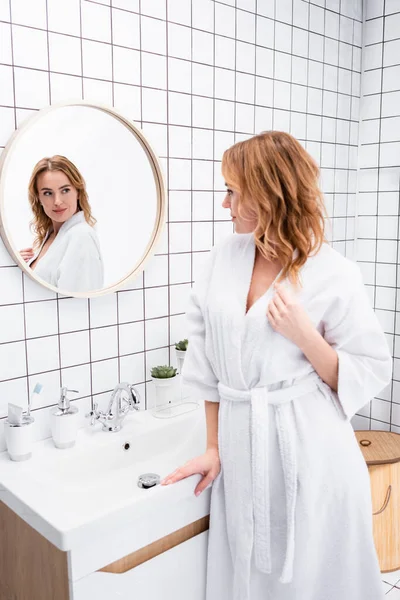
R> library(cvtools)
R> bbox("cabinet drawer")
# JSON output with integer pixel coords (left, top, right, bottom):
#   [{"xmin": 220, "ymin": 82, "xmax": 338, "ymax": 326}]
[{"xmin": 72, "ymin": 531, "xmax": 208, "ymax": 600}]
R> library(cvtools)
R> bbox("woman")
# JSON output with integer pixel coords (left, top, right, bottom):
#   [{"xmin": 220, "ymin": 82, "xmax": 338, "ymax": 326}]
[
  {"xmin": 20, "ymin": 155, "xmax": 104, "ymax": 292},
  {"xmin": 161, "ymin": 131, "xmax": 392, "ymax": 600}
]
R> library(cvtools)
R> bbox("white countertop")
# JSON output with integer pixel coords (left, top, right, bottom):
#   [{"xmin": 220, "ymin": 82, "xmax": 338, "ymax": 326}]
[{"xmin": 0, "ymin": 406, "xmax": 210, "ymax": 558}]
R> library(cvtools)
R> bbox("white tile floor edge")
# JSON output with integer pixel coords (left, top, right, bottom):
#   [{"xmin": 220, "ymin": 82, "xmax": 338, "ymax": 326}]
[
  {"xmin": 382, "ymin": 569, "xmax": 400, "ymax": 595},
  {"xmin": 383, "ymin": 570, "xmax": 400, "ymax": 586}
]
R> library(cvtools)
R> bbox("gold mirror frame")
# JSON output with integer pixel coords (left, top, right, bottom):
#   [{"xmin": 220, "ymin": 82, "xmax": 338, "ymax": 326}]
[{"xmin": 0, "ymin": 100, "xmax": 167, "ymax": 298}]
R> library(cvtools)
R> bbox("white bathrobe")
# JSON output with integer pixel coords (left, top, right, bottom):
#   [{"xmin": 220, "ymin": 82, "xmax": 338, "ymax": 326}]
[
  {"xmin": 28, "ymin": 211, "xmax": 104, "ymax": 293},
  {"xmin": 182, "ymin": 232, "xmax": 392, "ymax": 600}
]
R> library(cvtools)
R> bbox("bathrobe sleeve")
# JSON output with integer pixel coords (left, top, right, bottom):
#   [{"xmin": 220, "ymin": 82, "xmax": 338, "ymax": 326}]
[
  {"xmin": 323, "ymin": 263, "xmax": 392, "ymax": 421},
  {"xmin": 181, "ymin": 247, "xmax": 220, "ymax": 403},
  {"xmin": 56, "ymin": 230, "xmax": 104, "ymax": 293}
]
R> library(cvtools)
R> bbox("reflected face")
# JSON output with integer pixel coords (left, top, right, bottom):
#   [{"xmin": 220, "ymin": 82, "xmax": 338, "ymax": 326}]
[
  {"xmin": 37, "ymin": 170, "xmax": 79, "ymax": 225},
  {"xmin": 222, "ymin": 183, "xmax": 257, "ymax": 234}
]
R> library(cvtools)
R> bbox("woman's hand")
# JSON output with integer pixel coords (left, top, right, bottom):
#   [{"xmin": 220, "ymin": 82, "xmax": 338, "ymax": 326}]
[
  {"xmin": 20, "ymin": 248, "xmax": 34, "ymax": 262},
  {"xmin": 267, "ymin": 283, "xmax": 315, "ymax": 347},
  {"xmin": 161, "ymin": 447, "xmax": 221, "ymax": 497},
  {"xmin": 269, "ymin": 283, "xmax": 339, "ymax": 391}
]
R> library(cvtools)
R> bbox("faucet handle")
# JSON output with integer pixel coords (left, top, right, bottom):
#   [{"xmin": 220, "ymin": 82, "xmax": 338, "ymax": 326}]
[{"xmin": 86, "ymin": 401, "xmax": 99, "ymax": 426}]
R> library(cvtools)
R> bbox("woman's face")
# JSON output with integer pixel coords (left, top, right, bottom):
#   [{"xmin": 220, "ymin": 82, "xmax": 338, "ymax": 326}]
[
  {"xmin": 222, "ymin": 183, "xmax": 257, "ymax": 234},
  {"xmin": 36, "ymin": 170, "xmax": 79, "ymax": 225}
]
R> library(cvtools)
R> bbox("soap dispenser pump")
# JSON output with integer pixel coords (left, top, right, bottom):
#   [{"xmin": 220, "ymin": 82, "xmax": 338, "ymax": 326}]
[{"xmin": 50, "ymin": 387, "xmax": 79, "ymax": 449}]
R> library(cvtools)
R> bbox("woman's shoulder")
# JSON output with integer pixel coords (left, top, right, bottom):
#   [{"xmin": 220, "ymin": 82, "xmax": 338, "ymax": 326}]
[
  {"xmin": 64, "ymin": 220, "xmax": 101, "ymax": 256},
  {"xmin": 305, "ymin": 242, "xmax": 362, "ymax": 284},
  {"xmin": 70, "ymin": 220, "xmax": 96, "ymax": 236}
]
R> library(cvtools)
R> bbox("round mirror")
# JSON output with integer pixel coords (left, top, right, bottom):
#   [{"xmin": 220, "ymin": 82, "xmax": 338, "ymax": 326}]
[{"xmin": 0, "ymin": 101, "xmax": 166, "ymax": 298}]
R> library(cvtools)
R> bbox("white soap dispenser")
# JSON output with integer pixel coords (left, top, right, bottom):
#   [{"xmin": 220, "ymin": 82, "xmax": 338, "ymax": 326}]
[{"xmin": 50, "ymin": 387, "xmax": 79, "ymax": 449}]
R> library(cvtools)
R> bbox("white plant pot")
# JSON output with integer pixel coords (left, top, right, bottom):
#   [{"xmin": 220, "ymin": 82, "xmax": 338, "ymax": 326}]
[
  {"xmin": 151, "ymin": 376, "xmax": 176, "ymax": 409},
  {"xmin": 175, "ymin": 349, "xmax": 186, "ymax": 374}
]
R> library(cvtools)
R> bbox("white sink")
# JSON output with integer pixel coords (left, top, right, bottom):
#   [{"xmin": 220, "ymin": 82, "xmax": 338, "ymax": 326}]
[
  {"xmin": 29, "ymin": 409, "xmax": 204, "ymax": 490},
  {"xmin": 0, "ymin": 404, "xmax": 208, "ymax": 557}
]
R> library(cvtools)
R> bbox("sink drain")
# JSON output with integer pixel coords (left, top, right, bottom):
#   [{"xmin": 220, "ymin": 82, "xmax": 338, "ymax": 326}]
[{"xmin": 137, "ymin": 473, "xmax": 160, "ymax": 489}]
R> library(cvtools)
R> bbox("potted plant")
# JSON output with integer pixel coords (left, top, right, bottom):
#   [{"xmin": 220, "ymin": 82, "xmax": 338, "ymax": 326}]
[
  {"xmin": 151, "ymin": 365, "xmax": 177, "ymax": 409},
  {"xmin": 175, "ymin": 338, "xmax": 188, "ymax": 375}
]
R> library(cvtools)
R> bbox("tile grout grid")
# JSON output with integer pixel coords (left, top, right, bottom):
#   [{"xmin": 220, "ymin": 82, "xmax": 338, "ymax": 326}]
[{"xmin": 2, "ymin": 0, "xmax": 396, "ymax": 447}]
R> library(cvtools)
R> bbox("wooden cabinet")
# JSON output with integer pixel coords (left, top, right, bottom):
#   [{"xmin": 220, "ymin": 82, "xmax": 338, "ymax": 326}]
[
  {"xmin": 0, "ymin": 500, "xmax": 209, "ymax": 600},
  {"xmin": 0, "ymin": 500, "xmax": 69, "ymax": 600}
]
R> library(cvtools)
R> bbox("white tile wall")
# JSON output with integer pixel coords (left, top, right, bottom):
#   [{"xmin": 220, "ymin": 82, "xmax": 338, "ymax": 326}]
[
  {"xmin": 357, "ymin": 0, "xmax": 400, "ymax": 432},
  {"xmin": 0, "ymin": 0, "xmax": 367, "ymax": 449}
]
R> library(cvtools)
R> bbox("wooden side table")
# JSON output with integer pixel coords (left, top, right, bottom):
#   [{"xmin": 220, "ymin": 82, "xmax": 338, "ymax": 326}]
[{"xmin": 355, "ymin": 430, "xmax": 400, "ymax": 573}]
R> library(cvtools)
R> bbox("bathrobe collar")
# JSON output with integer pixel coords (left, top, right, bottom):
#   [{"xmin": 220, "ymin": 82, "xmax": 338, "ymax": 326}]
[
  {"xmin": 235, "ymin": 233, "xmax": 305, "ymax": 389},
  {"xmin": 29, "ymin": 211, "xmax": 87, "ymax": 266},
  {"xmin": 239, "ymin": 233, "xmax": 300, "ymax": 318},
  {"xmin": 54, "ymin": 210, "xmax": 86, "ymax": 236},
  {"xmin": 45, "ymin": 211, "xmax": 86, "ymax": 251}
]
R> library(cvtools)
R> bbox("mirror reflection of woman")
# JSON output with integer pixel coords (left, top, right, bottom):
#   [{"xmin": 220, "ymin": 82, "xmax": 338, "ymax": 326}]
[{"xmin": 22, "ymin": 156, "xmax": 104, "ymax": 292}]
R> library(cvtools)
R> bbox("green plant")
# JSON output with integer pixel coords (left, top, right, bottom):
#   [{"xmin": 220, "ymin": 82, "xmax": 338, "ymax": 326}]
[
  {"xmin": 151, "ymin": 365, "xmax": 177, "ymax": 379},
  {"xmin": 175, "ymin": 339, "xmax": 188, "ymax": 351}
]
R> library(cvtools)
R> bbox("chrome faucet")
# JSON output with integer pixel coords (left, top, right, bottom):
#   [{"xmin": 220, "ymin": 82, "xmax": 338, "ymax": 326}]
[{"xmin": 86, "ymin": 382, "xmax": 141, "ymax": 432}]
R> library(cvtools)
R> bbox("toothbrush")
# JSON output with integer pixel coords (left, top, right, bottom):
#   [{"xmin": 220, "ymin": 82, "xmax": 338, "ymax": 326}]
[{"xmin": 27, "ymin": 383, "xmax": 43, "ymax": 417}]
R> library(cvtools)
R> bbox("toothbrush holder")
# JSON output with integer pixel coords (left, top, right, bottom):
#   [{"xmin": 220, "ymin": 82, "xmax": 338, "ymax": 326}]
[{"xmin": 4, "ymin": 415, "xmax": 35, "ymax": 461}]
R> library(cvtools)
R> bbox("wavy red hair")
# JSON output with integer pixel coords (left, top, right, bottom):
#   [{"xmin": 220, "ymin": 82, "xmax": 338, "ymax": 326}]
[{"xmin": 221, "ymin": 131, "xmax": 328, "ymax": 288}]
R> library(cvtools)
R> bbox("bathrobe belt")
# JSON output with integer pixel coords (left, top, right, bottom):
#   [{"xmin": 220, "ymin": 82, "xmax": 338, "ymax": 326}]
[{"xmin": 217, "ymin": 371, "xmax": 330, "ymax": 584}]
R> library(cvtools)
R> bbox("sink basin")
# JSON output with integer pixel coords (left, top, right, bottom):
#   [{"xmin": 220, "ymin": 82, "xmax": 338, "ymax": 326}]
[
  {"xmin": 30, "ymin": 409, "xmax": 204, "ymax": 489},
  {"xmin": 0, "ymin": 403, "xmax": 208, "ymax": 552}
]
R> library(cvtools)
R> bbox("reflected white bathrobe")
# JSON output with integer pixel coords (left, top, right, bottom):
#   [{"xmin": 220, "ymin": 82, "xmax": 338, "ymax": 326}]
[
  {"xmin": 28, "ymin": 211, "xmax": 104, "ymax": 293},
  {"xmin": 182, "ymin": 232, "xmax": 392, "ymax": 600}
]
